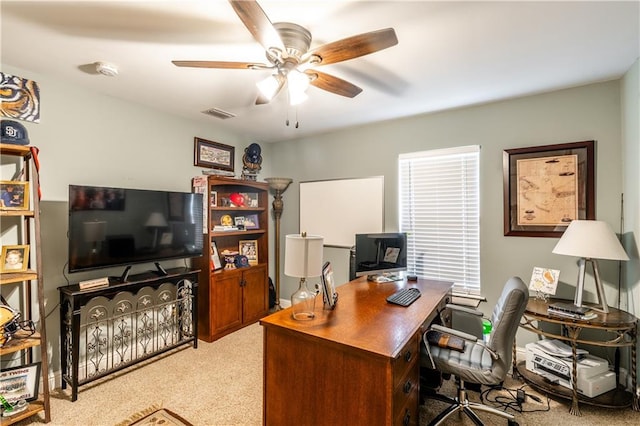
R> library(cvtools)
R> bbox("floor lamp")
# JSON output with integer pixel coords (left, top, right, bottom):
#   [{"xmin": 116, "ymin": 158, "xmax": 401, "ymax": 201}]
[{"xmin": 265, "ymin": 177, "xmax": 293, "ymax": 311}]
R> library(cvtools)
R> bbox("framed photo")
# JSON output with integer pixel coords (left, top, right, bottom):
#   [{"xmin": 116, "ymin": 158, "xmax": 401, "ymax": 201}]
[
  {"xmin": 194, "ymin": 137, "xmax": 234, "ymax": 172},
  {"xmin": 503, "ymin": 140, "xmax": 595, "ymax": 237},
  {"xmin": 1, "ymin": 245, "xmax": 29, "ymax": 273},
  {"xmin": 0, "ymin": 362, "xmax": 41, "ymax": 404},
  {"xmin": 239, "ymin": 240, "xmax": 258, "ymax": 265},
  {"xmin": 321, "ymin": 262, "xmax": 338, "ymax": 309},
  {"xmin": 240, "ymin": 192, "xmax": 259, "ymax": 207},
  {"xmin": 0, "ymin": 181, "xmax": 29, "ymax": 210},
  {"xmin": 244, "ymin": 213, "xmax": 259, "ymax": 230},
  {"xmin": 211, "ymin": 241, "xmax": 222, "ymax": 270},
  {"xmin": 210, "ymin": 191, "xmax": 217, "ymax": 207}
]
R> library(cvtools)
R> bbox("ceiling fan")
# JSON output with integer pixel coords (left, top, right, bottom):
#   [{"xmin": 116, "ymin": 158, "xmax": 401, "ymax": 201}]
[{"xmin": 172, "ymin": 0, "xmax": 398, "ymax": 105}]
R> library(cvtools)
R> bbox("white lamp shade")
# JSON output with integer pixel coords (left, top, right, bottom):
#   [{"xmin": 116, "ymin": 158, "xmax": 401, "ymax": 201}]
[
  {"xmin": 145, "ymin": 212, "xmax": 168, "ymax": 228},
  {"xmin": 552, "ymin": 220, "xmax": 629, "ymax": 261},
  {"xmin": 284, "ymin": 234, "xmax": 324, "ymax": 278},
  {"xmin": 83, "ymin": 221, "xmax": 106, "ymax": 243}
]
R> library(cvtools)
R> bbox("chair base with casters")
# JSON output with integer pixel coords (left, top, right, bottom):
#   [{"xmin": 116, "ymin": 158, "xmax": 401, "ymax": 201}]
[
  {"xmin": 421, "ymin": 377, "xmax": 517, "ymax": 426},
  {"xmin": 420, "ymin": 277, "xmax": 528, "ymax": 426}
]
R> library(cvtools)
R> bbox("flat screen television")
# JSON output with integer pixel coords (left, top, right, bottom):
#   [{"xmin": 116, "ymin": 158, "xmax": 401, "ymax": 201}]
[
  {"xmin": 354, "ymin": 232, "xmax": 407, "ymax": 279},
  {"xmin": 68, "ymin": 185, "xmax": 203, "ymax": 276}
]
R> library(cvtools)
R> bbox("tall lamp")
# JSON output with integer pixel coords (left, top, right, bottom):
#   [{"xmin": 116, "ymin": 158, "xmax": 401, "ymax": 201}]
[
  {"xmin": 552, "ymin": 220, "xmax": 629, "ymax": 313},
  {"xmin": 265, "ymin": 177, "xmax": 293, "ymax": 311},
  {"xmin": 285, "ymin": 233, "xmax": 324, "ymax": 320}
]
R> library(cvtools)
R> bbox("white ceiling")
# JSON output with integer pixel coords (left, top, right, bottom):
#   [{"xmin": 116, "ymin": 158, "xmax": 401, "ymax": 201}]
[{"xmin": 2, "ymin": 1, "xmax": 638, "ymax": 143}]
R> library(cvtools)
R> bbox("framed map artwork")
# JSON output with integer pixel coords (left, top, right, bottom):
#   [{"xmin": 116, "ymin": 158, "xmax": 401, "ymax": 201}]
[{"xmin": 503, "ymin": 141, "xmax": 595, "ymax": 237}]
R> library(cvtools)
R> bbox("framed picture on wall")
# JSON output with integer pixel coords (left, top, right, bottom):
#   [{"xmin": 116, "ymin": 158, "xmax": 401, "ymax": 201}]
[
  {"xmin": 503, "ymin": 140, "xmax": 595, "ymax": 237},
  {"xmin": 194, "ymin": 137, "xmax": 235, "ymax": 172}
]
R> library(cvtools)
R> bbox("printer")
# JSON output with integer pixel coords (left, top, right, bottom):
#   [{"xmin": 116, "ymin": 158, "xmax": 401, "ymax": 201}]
[{"xmin": 525, "ymin": 339, "xmax": 616, "ymax": 398}]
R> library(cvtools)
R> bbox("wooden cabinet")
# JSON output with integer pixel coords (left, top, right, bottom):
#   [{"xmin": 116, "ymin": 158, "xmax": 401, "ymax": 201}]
[
  {"xmin": 193, "ymin": 177, "xmax": 269, "ymax": 342},
  {"xmin": 0, "ymin": 144, "xmax": 50, "ymax": 423}
]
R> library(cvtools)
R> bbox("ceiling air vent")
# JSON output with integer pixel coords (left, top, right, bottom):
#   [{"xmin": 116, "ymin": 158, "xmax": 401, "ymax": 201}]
[{"xmin": 202, "ymin": 108, "xmax": 236, "ymax": 120}]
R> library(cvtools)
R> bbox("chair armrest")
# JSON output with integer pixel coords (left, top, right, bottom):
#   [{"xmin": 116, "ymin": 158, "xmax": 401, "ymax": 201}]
[
  {"xmin": 430, "ymin": 324, "xmax": 479, "ymax": 342},
  {"xmin": 445, "ymin": 304, "xmax": 484, "ymax": 317}
]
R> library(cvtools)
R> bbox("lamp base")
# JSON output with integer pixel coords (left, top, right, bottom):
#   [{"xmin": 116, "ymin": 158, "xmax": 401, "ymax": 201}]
[
  {"xmin": 290, "ymin": 278, "xmax": 316, "ymax": 321},
  {"xmin": 574, "ymin": 258, "xmax": 609, "ymax": 313}
]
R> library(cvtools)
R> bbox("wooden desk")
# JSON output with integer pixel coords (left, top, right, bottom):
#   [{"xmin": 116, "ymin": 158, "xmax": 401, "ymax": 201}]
[
  {"xmin": 515, "ymin": 298, "xmax": 638, "ymax": 416},
  {"xmin": 260, "ymin": 277, "xmax": 452, "ymax": 426}
]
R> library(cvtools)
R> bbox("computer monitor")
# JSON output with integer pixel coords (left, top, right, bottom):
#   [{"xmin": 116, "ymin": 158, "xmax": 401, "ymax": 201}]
[{"xmin": 354, "ymin": 232, "xmax": 407, "ymax": 280}]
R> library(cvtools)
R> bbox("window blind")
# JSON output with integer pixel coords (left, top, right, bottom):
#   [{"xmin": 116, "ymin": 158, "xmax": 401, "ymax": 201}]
[{"xmin": 399, "ymin": 145, "xmax": 480, "ymax": 294}]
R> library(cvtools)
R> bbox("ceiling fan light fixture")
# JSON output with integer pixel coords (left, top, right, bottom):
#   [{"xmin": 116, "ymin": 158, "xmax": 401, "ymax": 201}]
[
  {"xmin": 287, "ymin": 70, "xmax": 310, "ymax": 105},
  {"xmin": 257, "ymin": 74, "xmax": 285, "ymax": 101}
]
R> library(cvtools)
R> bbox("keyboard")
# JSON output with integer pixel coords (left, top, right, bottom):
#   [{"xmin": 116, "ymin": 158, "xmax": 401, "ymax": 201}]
[{"xmin": 386, "ymin": 287, "xmax": 421, "ymax": 307}]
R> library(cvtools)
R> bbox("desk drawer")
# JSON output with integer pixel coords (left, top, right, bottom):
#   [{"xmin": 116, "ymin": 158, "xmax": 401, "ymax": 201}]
[
  {"xmin": 392, "ymin": 334, "xmax": 419, "ymax": 389},
  {"xmin": 393, "ymin": 359, "xmax": 419, "ymax": 413},
  {"xmin": 393, "ymin": 383, "xmax": 419, "ymax": 426}
]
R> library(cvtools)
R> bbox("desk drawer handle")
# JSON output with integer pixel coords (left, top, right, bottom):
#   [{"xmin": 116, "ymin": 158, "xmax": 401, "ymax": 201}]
[
  {"xmin": 404, "ymin": 350, "xmax": 412, "ymax": 362},
  {"xmin": 403, "ymin": 409, "xmax": 411, "ymax": 426},
  {"xmin": 403, "ymin": 380, "xmax": 412, "ymax": 394}
]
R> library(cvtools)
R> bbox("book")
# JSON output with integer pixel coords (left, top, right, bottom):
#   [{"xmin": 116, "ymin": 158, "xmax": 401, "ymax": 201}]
[{"xmin": 425, "ymin": 329, "xmax": 466, "ymax": 352}]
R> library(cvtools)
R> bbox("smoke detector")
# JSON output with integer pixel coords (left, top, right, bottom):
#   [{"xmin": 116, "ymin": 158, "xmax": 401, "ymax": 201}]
[{"xmin": 95, "ymin": 61, "xmax": 119, "ymax": 77}]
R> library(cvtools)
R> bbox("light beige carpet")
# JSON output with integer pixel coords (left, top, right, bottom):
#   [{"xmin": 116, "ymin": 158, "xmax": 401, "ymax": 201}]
[{"xmin": 14, "ymin": 322, "xmax": 638, "ymax": 425}]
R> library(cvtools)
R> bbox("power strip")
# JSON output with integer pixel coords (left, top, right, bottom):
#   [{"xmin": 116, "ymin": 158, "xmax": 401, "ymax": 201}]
[{"xmin": 79, "ymin": 277, "xmax": 110, "ymax": 290}]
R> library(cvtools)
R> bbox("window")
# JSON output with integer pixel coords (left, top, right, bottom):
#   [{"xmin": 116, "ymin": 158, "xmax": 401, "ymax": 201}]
[{"xmin": 399, "ymin": 145, "xmax": 480, "ymax": 294}]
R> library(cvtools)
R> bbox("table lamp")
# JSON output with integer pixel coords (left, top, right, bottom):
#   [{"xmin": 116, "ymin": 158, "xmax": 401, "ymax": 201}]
[
  {"xmin": 265, "ymin": 177, "xmax": 293, "ymax": 311},
  {"xmin": 285, "ymin": 232, "xmax": 324, "ymax": 320},
  {"xmin": 145, "ymin": 212, "xmax": 168, "ymax": 250},
  {"xmin": 552, "ymin": 220, "xmax": 629, "ymax": 313},
  {"xmin": 83, "ymin": 221, "xmax": 106, "ymax": 255}
]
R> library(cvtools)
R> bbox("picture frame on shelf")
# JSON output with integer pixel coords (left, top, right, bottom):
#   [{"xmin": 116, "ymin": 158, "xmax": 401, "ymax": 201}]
[
  {"xmin": 194, "ymin": 137, "xmax": 235, "ymax": 172},
  {"xmin": 244, "ymin": 214, "xmax": 259, "ymax": 230},
  {"xmin": 1, "ymin": 244, "xmax": 29, "ymax": 273},
  {"xmin": 210, "ymin": 191, "xmax": 217, "ymax": 207},
  {"xmin": 239, "ymin": 240, "xmax": 258, "ymax": 265},
  {"xmin": 234, "ymin": 216, "xmax": 245, "ymax": 231},
  {"xmin": 0, "ymin": 181, "xmax": 29, "ymax": 210},
  {"xmin": 211, "ymin": 241, "xmax": 223, "ymax": 270},
  {"xmin": 240, "ymin": 192, "xmax": 259, "ymax": 207},
  {"xmin": 0, "ymin": 362, "xmax": 41, "ymax": 404},
  {"xmin": 503, "ymin": 140, "xmax": 595, "ymax": 237}
]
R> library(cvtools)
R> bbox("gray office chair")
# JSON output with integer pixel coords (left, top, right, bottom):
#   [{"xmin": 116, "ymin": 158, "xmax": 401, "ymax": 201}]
[{"xmin": 421, "ymin": 276, "xmax": 528, "ymax": 426}]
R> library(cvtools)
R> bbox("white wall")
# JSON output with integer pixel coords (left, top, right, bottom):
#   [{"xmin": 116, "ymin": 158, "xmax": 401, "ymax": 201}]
[
  {"xmin": 1, "ymin": 64, "xmax": 272, "ymax": 383},
  {"xmin": 3, "ymin": 62, "xmax": 638, "ymax": 387},
  {"xmin": 270, "ymin": 80, "xmax": 634, "ymax": 353}
]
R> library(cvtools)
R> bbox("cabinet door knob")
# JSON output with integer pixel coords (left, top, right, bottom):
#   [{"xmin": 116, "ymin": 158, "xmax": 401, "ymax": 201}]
[
  {"xmin": 403, "ymin": 380, "xmax": 412, "ymax": 394},
  {"xmin": 404, "ymin": 350, "xmax": 412, "ymax": 362}
]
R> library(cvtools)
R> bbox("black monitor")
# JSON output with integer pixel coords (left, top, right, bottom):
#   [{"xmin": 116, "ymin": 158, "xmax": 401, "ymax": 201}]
[{"xmin": 354, "ymin": 232, "xmax": 407, "ymax": 280}]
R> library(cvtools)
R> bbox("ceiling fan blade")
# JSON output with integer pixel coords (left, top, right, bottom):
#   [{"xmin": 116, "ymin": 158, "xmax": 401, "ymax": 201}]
[
  {"xmin": 172, "ymin": 60, "xmax": 269, "ymax": 70},
  {"xmin": 305, "ymin": 28, "xmax": 398, "ymax": 66},
  {"xmin": 305, "ymin": 70, "xmax": 363, "ymax": 98},
  {"xmin": 228, "ymin": 0, "xmax": 285, "ymax": 54}
]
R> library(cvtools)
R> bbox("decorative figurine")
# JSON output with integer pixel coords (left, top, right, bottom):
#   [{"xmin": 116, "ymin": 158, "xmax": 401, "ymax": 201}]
[{"xmin": 241, "ymin": 143, "xmax": 262, "ymax": 181}]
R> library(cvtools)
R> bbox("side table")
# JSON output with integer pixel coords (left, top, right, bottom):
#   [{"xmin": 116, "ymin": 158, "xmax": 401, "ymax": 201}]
[{"xmin": 514, "ymin": 297, "xmax": 638, "ymax": 416}]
